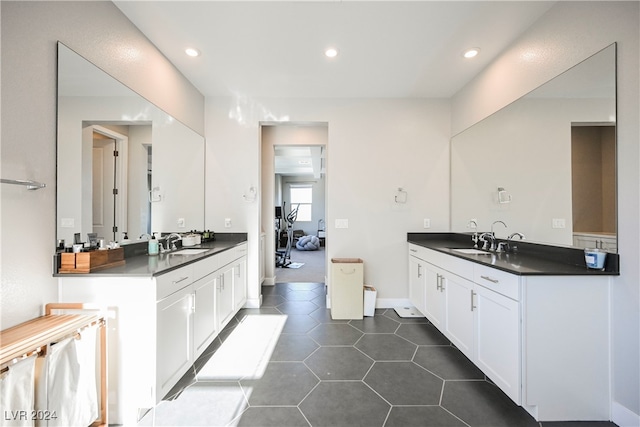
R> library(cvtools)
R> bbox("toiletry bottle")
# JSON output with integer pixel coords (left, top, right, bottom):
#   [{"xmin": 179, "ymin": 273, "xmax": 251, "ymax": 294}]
[{"xmin": 148, "ymin": 235, "xmax": 159, "ymax": 256}]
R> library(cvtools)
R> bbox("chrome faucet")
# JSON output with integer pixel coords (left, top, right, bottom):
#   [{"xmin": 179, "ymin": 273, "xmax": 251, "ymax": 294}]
[
  {"xmin": 469, "ymin": 220, "xmax": 480, "ymax": 248},
  {"xmin": 491, "ymin": 220, "xmax": 507, "ymax": 236},
  {"xmin": 478, "ymin": 232, "xmax": 495, "ymax": 251},
  {"xmin": 508, "ymin": 232, "xmax": 525, "ymax": 241},
  {"xmin": 164, "ymin": 233, "xmax": 182, "ymax": 251},
  {"xmin": 501, "ymin": 231, "xmax": 525, "ymax": 253}
]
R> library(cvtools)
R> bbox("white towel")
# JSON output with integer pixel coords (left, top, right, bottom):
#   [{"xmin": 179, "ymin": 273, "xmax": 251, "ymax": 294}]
[
  {"xmin": 35, "ymin": 326, "xmax": 99, "ymax": 427},
  {"xmin": 0, "ymin": 355, "xmax": 37, "ymax": 427}
]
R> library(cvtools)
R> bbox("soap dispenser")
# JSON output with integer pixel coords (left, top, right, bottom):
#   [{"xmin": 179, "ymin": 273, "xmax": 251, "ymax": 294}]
[{"xmin": 148, "ymin": 235, "xmax": 159, "ymax": 256}]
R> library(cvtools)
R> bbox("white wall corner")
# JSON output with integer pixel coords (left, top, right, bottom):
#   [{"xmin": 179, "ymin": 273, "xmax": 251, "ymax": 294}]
[{"xmin": 612, "ymin": 401, "xmax": 640, "ymax": 427}]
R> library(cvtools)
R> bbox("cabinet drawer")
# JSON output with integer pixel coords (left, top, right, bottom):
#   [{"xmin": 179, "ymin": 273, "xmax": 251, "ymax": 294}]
[
  {"xmin": 217, "ymin": 243, "xmax": 248, "ymax": 267},
  {"xmin": 193, "ymin": 254, "xmax": 219, "ymax": 281},
  {"xmin": 413, "ymin": 246, "xmax": 473, "ymax": 281},
  {"xmin": 473, "ymin": 264, "xmax": 520, "ymax": 301},
  {"xmin": 235, "ymin": 243, "xmax": 248, "ymax": 258},
  {"xmin": 408, "ymin": 243, "xmax": 431, "ymax": 261},
  {"xmin": 156, "ymin": 265, "xmax": 194, "ymax": 300}
]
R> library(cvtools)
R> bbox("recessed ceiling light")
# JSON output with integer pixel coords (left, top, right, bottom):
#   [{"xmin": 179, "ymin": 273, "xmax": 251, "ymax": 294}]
[
  {"xmin": 185, "ymin": 48, "xmax": 200, "ymax": 57},
  {"xmin": 325, "ymin": 48, "xmax": 338, "ymax": 58},
  {"xmin": 463, "ymin": 48, "xmax": 480, "ymax": 59}
]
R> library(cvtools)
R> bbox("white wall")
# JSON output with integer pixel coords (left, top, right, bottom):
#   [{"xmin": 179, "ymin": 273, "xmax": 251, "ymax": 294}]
[
  {"xmin": 451, "ymin": 2, "xmax": 640, "ymax": 424},
  {"xmin": 206, "ymin": 97, "xmax": 450, "ymax": 307},
  {"xmin": 0, "ymin": 1, "xmax": 204, "ymax": 329}
]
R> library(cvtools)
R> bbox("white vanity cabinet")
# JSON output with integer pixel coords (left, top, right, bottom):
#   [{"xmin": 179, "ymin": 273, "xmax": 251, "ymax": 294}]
[
  {"xmin": 442, "ymin": 271, "xmax": 476, "ymax": 361},
  {"xmin": 472, "ymin": 265, "xmax": 521, "ymax": 404},
  {"xmin": 192, "ymin": 272, "xmax": 218, "ymax": 358},
  {"xmin": 408, "ymin": 254, "xmax": 427, "ymax": 315},
  {"xmin": 409, "ymin": 245, "xmax": 445, "ymax": 328},
  {"xmin": 214, "ymin": 243, "xmax": 248, "ymax": 330},
  {"xmin": 156, "ymin": 266, "xmax": 195, "ymax": 401},
  {"xmin": 407, "ymin": 243, "xmax": 611, "ymax": 421},
  {"xmin": 57, "ymin": 242, "xmax": 248, "ymax": 425}
]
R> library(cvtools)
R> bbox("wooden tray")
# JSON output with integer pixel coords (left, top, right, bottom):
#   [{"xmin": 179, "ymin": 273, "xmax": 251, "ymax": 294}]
[{"xmin": 58, "ymin": 247, "xmax": 125, "ymax": 273}]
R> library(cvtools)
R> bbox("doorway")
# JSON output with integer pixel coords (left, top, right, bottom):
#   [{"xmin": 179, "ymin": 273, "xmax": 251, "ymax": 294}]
[
  {"xmin": 260, "ymin": 123, "xmax": 328, "ymax": 286},
  {"xmin": 84, "ymin": 125, "xmax": 128, "ymax": 242}
]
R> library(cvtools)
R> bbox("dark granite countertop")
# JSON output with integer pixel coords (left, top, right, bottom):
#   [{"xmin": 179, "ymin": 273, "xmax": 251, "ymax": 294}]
[
  {"xmin": 408, "ymin": 232, "xmax": 619, "ymax": 276},
  {"xmin": 54, "ymin": 233, "xmax": 247, "ymax": 278}
]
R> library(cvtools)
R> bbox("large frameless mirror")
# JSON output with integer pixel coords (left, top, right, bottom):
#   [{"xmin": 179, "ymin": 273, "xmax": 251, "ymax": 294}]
[
  {"xmin": 56, "ymin": 42, "xmax": 205, "ymax": 246},
  {"xmin": 451, "ymin": 43, "xmax": 617, "ymax": 252}
]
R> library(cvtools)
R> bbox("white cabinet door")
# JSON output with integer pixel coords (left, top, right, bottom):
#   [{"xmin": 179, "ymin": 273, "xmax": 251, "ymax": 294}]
[
  {"xmin": 409, "ymin": 256, "xmax": 427, "ymax": 315},
  {"xmin": 423, "ymin": 262, "xmax": 445, "ymax": 329},
  {"xmin": 156, "ymin": 285, "xmax": 193, "ymax": 401},
  {"xmin": 233, "ymin": 257, "xmax": 247, "ymax": 311},
  {"xmin": 260, "ymin": 234, "xmax": 266, "ymax": 284},
  {"xmin": 474, "ymin": 284, "xmax": 521, "ymax": 404},
  {"xmin": 443, "ymin": 272, "xmax": 475, "ymax": 360},
  {"xmin": 193, "ymin": 274, "xmax": 217, "ymax": 358},
  {"xmin": 217, "ymin": 265, "xmax": 235, "ymax": 329}
]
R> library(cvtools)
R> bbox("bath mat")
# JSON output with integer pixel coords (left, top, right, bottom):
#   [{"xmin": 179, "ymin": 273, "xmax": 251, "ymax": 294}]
[{"xmin": 287, "ymin": 262, "xmax": 304, "ymax": 269}]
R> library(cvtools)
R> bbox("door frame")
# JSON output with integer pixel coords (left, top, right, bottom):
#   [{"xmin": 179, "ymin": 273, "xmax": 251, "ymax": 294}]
[
  {"xmin": 260, "ymin": 122, "xmax": 328, "ymax": 287},
  {"xmin": 83, "ymin": 124, "xmax": 128, "ymax": 241}
]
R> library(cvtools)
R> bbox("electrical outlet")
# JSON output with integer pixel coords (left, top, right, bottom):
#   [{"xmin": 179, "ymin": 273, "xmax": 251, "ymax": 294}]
[
  {"xmin": 177, "ymin": 218, "xmax": 185, "ymax": 228},
  {"xmin": 552, "ymin": 218, "xmax": 566, "ymax": 229},
  {"xmin": 61, "ymin": 218, "xmax": 74, "ymax": 228},
  {"xmin": 224, "ymin": 218, "xmax": 232, "ymax": 228},
  {"xmin": 335, "ymin": 219, "xmax": 349, "ymax": 229},
  {"xmin": 423, "ymin": 218, "xmax": 431, "ymax": 228}
]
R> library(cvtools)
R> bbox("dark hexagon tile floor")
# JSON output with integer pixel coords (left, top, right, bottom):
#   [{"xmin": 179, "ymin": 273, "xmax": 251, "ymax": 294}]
[{"xmin": 140, "ymin": 282, "xmax": 617, "ymax": 427}]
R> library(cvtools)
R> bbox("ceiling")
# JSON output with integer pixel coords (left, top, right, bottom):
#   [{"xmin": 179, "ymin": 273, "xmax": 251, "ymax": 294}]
[
  {"xmin": 274, "ymin": 145, "xmax": 325, "ymax": 177},
  {"xmin": 114, "ymin": 1, "xmax": 556, "ymax": 99}
]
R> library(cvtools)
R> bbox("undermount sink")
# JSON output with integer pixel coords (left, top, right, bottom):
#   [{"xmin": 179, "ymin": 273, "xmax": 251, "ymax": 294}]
[
  {"xmin": 170, "ymin": 248, "xmax": 209, "ymax": 255},
  {"xmin": 451, "ymin": 248, "xmax": 492, "ymax": 255}
]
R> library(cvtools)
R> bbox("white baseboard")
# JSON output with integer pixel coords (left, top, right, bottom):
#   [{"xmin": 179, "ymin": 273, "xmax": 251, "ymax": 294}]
[
  {"xmin": 324, "ymin": 297, "xmax": 412, "ymax": 311},
  {"xmin": 245, "ymin": 297, "xmax": 261, "ymax": 309},
  {"xmin": 263, "ymin": 276, "xmax": 276, "ymax": 286},
  {"xmin": 612, "ymin": 401, "xmax": 640, "ymax": 427},
  {"xmin": 376, "ymin": 298, "xmax": 411, "ymax": 309}
]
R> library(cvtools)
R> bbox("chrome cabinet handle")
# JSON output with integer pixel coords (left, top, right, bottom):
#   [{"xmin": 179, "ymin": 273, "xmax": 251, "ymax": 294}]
[
  {"xmin": 470, "ymin": 290, "xmax": 477, "ymax": 311},
  {"xmin": 417, "ymin": 264, "xmax": 422, "ymax": 278},
  {"xmin": 480, "ymin": 275, "xmax": 499, "ymax": 284},
  {"xmin": 410, "ymin": 248, "xmax": 417, "ymax": 253},
  {"xmin": 172, "ymin": 276, "xmax": 189, "ymax": 285}
]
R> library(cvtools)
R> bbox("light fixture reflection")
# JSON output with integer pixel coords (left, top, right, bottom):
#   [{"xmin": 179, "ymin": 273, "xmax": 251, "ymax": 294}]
[
  {"xmin": 325, "ymin": 48, "xmax": 338, "ymax": 58},
  {"xmin": 463, "ymin": 48, "xmax": 480, "ymax": 59},
  {"xmin": 185, "ymin": 48, "xmax": 200, "ymax": 57}
]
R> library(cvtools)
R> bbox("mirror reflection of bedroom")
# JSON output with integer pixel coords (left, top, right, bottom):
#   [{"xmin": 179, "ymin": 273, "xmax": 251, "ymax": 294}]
[{"xmin": 272, "ymin": 134, "xmax": 327, "ymax": 284}]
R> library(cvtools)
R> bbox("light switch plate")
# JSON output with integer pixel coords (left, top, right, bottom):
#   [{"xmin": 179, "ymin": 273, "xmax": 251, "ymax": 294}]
[
  {"xmin": 552, "ymin": 218, "xmax": 566, "ymax": 229},
  {"xmin": 224, "ymin": 218, "xmax": 232, "ymax": 228},
  {"xmin": 177, "ymin": 218, "xmax": 185, "ymax": 228},
  {"xmin": 335, "ymin": 219, "xmax": 349, "ymax": 229}
]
